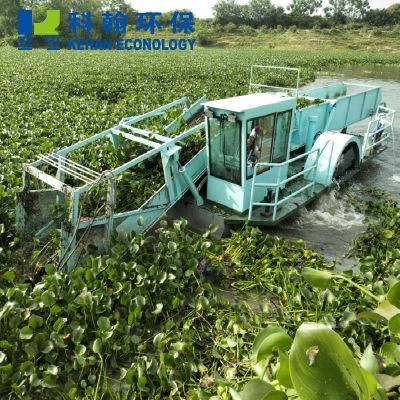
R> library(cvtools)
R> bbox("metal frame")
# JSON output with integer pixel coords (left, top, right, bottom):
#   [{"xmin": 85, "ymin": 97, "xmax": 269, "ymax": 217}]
[
  {"xmin": 249, "ymin": 65, "xmax": 300, "ymax": 97},
  {"xmin": 248, "ymin": 140, "xmax": 333, "ymax": 221},
  {"xmin": 361, "ymin": 105, "xmax": 396, "ymax": 159},
  {"xmin": 17, "ymin": 96, "xmax": 207, "ymax": 271},
  {"xmin": 248, "ymin": 103, "xmax": 396, "ymax": 222}
]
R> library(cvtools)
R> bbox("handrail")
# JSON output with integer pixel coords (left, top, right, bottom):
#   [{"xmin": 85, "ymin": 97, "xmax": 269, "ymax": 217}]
[
  {"xmin": 254, "ymin": 146, "xmax": 319, "ymax": 169},
  {"xmin": 248, "ymin": 139, "xmax": 333, "ymax": 222},
  {"xmin": 362, "ymin": 105, "xmax": 396, "ymax": 158},
  {"xmin": 249, "ymin": 65, "xmax": 300, "ymax": 98},
  {"xmin": 342, "ymin": 82, "xmax": 380, "ymax": 90}
]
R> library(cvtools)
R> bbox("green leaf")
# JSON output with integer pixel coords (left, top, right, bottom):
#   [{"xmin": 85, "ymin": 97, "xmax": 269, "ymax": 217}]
[
  {"xmin": 152, "ymin": 303, "xmax": 163, "ymax": 315},
  {"xmin": 24, "ymin": 342, "xmax": 38, "ymax": 358},
  {"xmin": 226, "ymin": 336, "xmax": 237, "ymax": 348},
  {"xmin": 360, "ymin": 345, "xmax": 379, "ymax": 375},
  {"xmin": 135, "ymin": 295, "xmax": 146, "ymax": 307},
  {"xmin": 93, "ymin": 339, "xmax": 102, "ymax": 355},
  {"xmin": 360, "ymin": 368, "xmax": 378, "ymax": 398},
  {"xmin": 153, "ymin": 332, "xmax": 164, "ymax": 348},
  {"xmin": 75, "ymin": 344, "xmax": 86, "ymax": 356},
  {"xmin": 68, "ymin": 387, "xmax": 78, "ymax": 399},
  {"xmin": 265, "ymin": 392, "xmax": 287, "ymax": 400},
  {"xmin": 380, "ymin": 342, "xmax": 400, "ymax": 364},
  {"xmin": 29, "ymin": 373, "xmax": 41, "ymax": 387},
  {"xmin": 276, "ymin": 350, "xmax": 293, "ymax": 388},
  {"xmin": 46, "ymin": 365, "xmax": 58, "ymax": 375},
  {"xmin": 388, "ymin": 314, "xmax": 400, "ymax": 334},
  {"xmin": 41, "ymin": 340, "xmax": 54, "ymax": 354},
  {"xmin": 228, "ymin": 388, "xmax": 241, "ymax": 400},
  {"xmin": 0, "ymin": 340, "xmax": 11, "ymax": 350},
  {"xmin": 357, "ymin": 310, "xmax": 387, "ymax": 323},
  {"xmin": 42, "ymin": 374, "xmax": 57, "ymax": 388},
  {"xmin": 237, "ymin": 380, "xmax": 274, "ymax": 400},
  {"xmin": 128, "ymin": 307, "xmax": 141, "ymax": 325},
  {"xmin": 289, "ymin": 323, "xmax": 369, "ymax": 400},
  {"xmin": 302, "ymin": 268, "xmax": 333, "ymax": 289},
  {"xmin": 41, "ymin": 290, "xmax": 56, "ymax": 307},
  {"xmin": 28, "ymin": 315, "xmax": 43, "ymax": 329},
  {"xmin": 253, "ymin": 326, "xmax": 292, "ymax": 362},
  {"xmin": 383, "ymin": 229, "xmax": 394, "ymax": 239},
  {"xmin": 53, "ymin": 317, "xmax": 67, "ymax": 332},
  {"xmin": 387, "ymin": 281, "xmax": 400, "ymax": 308},
  {"xmin": 376, "ymin": 374, "xmax": 400, "ymax": 391},
  {"xmin": 0, "ymin": 364, "xmax": 12, "ymax": 377},
  {"xmin": 168, "ymin": 241, "xmax": 177, "ymax": 251},
  {"xmin": 19, "ymin": 326, "xmax": 33, "ymax": 340},
  {"xmin": 50, "ymin": 331, "xmax": 66, "ymax": 348},
  {"xmin": 370, "ymin": 300, "xmax": 400, "ymax": 321},
  {"xmin": 20, "ymin": 361, "xmax": 34, "ymax": 375},
  {"xmin": 119, "ymin": 368, "xmax": 127, "ymax": 380},
  {"xmin": 97, "ymin": 316, "xmax": 111, "ymax": 331},
  {"xmin": 72, "ymin": 326, "xmax": 85, "ymax": 343},
  {"xmin": 74, "ymin": 290, "xmax": 93, "ymax": 307},
  {"xmin": 2, "ymin": 271, "xmax": 15, "ymax": 282}
]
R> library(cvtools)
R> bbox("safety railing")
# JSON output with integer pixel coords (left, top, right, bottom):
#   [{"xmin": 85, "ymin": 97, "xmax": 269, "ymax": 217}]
[
  {"xmin": 248, "ymin": 65, "xmax": 300, "ymax": 98},
  {"xmin": 248, "ymin": 140, "xmax": 333, "ymax": 222},
  {"xmin": 362, "ymin": 105, "xmax": 396, "ymax": 159}
]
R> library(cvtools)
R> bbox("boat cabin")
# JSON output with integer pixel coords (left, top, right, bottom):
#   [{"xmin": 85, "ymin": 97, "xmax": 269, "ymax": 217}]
[{"xmin": 204, "ymin": 92, "xmax": 295, "ymax": 213}]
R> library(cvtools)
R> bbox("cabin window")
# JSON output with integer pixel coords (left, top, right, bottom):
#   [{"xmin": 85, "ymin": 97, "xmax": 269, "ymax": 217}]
[
  {"xmin": 246, "ymin": 114, "xmax": 275, "ymax": 177},
  {"xmin": 208, "ymin": 116, "xmax": 242, "ymax": 185},
  {"xmin": 246, "ymin": 110, "xmax": 292, "ymax": 178},
  {"xmin": 272, "ymin": 110, "xmax": 292, "ymax": 163}
]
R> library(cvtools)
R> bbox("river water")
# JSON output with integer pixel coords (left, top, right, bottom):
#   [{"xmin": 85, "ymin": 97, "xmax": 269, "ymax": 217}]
[{"xmin": 270, "ymin": 65, "xmax": 400, "ymax": 270}]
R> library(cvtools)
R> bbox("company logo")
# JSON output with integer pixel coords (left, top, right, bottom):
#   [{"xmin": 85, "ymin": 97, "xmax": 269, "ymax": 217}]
[
  {"xmin": 18, "ymin": 10, "xmax": 61, "ymax": 50},
  {"xmin": 17, "ymin": 9, "xmax": 195, "ymax": 51}
]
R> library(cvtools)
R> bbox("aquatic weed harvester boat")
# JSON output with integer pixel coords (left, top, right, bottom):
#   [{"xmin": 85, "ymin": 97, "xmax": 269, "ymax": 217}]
[{"xmin": 16, "ymin": 66, "xmax": 396, "ymax": 270}]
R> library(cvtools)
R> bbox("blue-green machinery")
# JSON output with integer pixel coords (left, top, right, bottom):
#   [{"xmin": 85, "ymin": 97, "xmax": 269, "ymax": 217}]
[{"xmin": 16, "ymin": 66, "xmax": 396, "ymax": 269}]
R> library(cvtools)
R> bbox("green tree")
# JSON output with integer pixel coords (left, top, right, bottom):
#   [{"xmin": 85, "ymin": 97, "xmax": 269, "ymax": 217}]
[
  {"xmin": 213, "ymin": 0, "xmax": 287, "ymax": 28},
  {"xmin": 324, "ymin": 0, "xmax": 370, "ymax": 23},
  {"xmin": 30, "ymin": 0, "xmax": 104, "ymax": 43},
  {"xmin": 387, "ymin": 3, "xmax": 400, "ymax": 24},
  {"xmin": 288, "ymin": 0, "xmax": 322, "ymax": 16},
  {"xmin": 158, "ymin": 9, "xmax": 192, "ymax": 29},
  {"xmin": 247, "ymin": 0, "xmax": 274, "ymax": 26},
  {"xmin": 102, "ymin": 0, "xmax": 137, "ymax": 25},
  {"xmin": 0, "ymin": 0, "xmax": 23, "ymax": 37},
  {"xmin": 364, "ymin": 8, "xmax": 394, "ymax": 26},
  {"xmin": 213, "ymin": 0, "xmax": 246, "ymax": 26}
]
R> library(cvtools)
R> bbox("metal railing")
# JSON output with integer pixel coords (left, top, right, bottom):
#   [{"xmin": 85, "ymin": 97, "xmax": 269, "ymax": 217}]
[
  {"xmin": 248, "ymin": 140, "xmax": 333, "ymax": 222},
  {"xmin": 362, "ymin": 105, "xmax": 396, "ymax": 158},
  {"xmin": 249, "ymin": 65, "xmax": 300, "ymax": 98}
]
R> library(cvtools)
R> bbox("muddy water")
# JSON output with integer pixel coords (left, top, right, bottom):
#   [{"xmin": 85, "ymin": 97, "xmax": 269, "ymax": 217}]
[{"xmin": 270, "ymin": 66, "xmax": 400, "ymax": 271}]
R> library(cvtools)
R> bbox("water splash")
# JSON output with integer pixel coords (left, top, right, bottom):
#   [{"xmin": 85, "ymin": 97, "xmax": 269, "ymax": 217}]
[
  {"xmin": 390, "ymin": 174, "xmax": 400, "ymax": 183},
  {"xmin": 296, "ymin": 190, "xmax": 365, "ymax": 230}
]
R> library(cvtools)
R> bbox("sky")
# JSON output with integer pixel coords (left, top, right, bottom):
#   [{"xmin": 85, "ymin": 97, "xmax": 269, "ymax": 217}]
[{"xmin": 128, "ymin": 0, "xmax": 398, "ymax": 19}]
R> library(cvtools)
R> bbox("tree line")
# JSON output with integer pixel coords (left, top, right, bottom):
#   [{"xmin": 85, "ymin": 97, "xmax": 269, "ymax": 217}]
[
  {"xmin": 0, "ymin": 0, "xmax": 135, "ymax": 39},
  {"xmin": 212, "ymin": 0, "xmax": 400, "ymax": 29},
  {"xmin": 1, "ymin": 0, "xmax": 400, "ymax": 41}
]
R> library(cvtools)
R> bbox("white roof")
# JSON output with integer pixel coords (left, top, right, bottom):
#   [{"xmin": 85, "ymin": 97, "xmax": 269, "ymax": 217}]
[{"xmin": 204, "ymin": 92, "xmax": 293, "ymax": 113}]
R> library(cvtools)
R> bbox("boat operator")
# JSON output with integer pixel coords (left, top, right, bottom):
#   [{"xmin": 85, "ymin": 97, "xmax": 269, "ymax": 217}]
[{"xmin": 247, "ymin": 124, "xmax": 268, "ymax": 165}]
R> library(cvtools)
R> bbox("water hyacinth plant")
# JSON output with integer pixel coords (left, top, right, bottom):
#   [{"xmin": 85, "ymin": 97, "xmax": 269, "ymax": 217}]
[{"xmin": 0, "ymin": 44, "xmax": 400, "ymax": 398}]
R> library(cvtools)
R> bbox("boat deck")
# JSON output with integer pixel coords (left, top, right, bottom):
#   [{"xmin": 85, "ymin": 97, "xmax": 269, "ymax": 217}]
[{"xmin": 225, "ymin": 182, "xmax": 327, "ymax": 226}]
